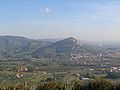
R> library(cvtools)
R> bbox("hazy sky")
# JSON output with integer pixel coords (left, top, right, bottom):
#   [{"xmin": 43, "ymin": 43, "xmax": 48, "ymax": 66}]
[{"xmin": 0, "ymin": 0, "xmax": 120, "ymax": 42}]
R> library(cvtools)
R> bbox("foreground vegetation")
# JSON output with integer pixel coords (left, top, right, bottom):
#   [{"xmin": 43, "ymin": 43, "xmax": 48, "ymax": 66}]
[{"xmin": 0, "ymin": 79, "xmax": 120, "ymax": 90}]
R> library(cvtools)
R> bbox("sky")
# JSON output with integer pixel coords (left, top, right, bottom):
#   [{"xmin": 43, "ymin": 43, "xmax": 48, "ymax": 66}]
[{"xmin": 0, "ymin": 0, "xmax": 120, "ymax": 42}]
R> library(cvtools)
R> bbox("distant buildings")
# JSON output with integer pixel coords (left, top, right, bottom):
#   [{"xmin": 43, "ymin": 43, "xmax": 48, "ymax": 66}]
[
  {"xmin": 81, "ymin": 77, "xmax": 90, "ymax": 80},
  {"xmin": 110, "ymin": 67, "xmax": 120, "ymax": 72},
  {"xmin": 16, "ymin": 67, "xmax": 28, "ymax": 78}
]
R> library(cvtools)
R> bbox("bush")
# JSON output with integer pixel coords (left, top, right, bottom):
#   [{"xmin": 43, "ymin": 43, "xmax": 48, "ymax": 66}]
[{"xmin": 1, "ymin": 79, "xmax": 120, "ymax": 90}]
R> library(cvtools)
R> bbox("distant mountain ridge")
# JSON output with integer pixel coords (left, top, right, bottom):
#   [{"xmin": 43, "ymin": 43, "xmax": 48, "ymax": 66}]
[
  {"xmin": 33, "ymin": 37, "xmax": 81, "ymax": 59},
  {"xmin": 32, "ymin": 37, "xmax": 101, "ymax": 59},
  {"xmin": 0, "ymin": 35, "xmax": 118, "ymax": 60},
  {"xmin": 0, "ymin": 35, "xmax": 52, "ymax": 59}
]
